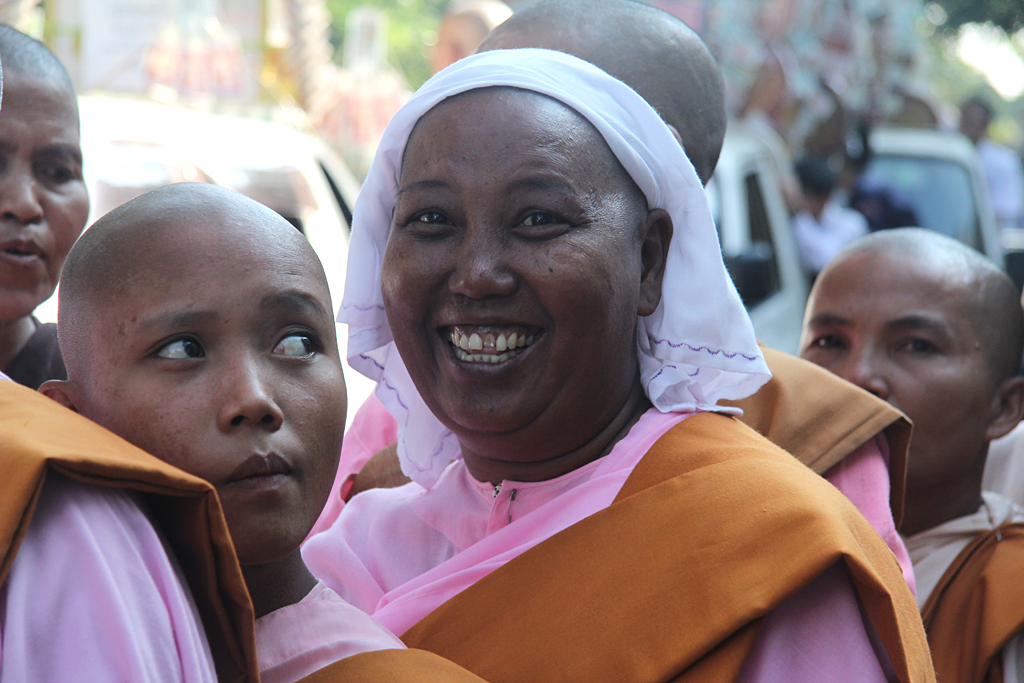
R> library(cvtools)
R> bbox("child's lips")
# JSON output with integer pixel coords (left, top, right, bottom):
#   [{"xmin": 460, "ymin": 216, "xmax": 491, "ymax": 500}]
[{"xmin": 224, "ymin": 453, "xmax": 292, "ymax": 486}]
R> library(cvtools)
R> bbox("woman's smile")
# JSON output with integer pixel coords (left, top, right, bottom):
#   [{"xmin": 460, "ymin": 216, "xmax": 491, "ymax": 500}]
[{"xmin": 444, "ymin": 325, "xmax": 543, "ymax": 364}]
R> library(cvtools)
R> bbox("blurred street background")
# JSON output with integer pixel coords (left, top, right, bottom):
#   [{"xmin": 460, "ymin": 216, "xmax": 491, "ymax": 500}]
[{"xmin": 7, "ymin": 0, "xmax": 1024, "ymax": 407}]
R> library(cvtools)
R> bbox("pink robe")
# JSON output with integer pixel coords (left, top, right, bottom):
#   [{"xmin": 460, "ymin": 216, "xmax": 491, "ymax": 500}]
[
  {"xmin": 255, "ymin": 580, "xmax": 405, "ymax": 683},
  {"xmin": 303, "ymin": 408, "xmax": 896, "ymax": 682},
  {"xmin": 312, "ymin": 393, "xmax": 916, "ymax": 594},
  {"xmin": 0, "ymin": 472, "xmax": 217, "ymax": 683}
]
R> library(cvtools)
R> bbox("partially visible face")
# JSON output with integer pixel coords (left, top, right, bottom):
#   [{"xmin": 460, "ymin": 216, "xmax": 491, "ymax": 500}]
[
  {"xmin": 800, "ymin": 250, "xmax": 1000, "ymax": 496},
  {"xmin": 382, "ymin": 88, "xmax": 651, "ymax": 463},
  {"xmin": 74, "ymin": 214, "xmax": 345, "ymax": 565},
  {"xmin": 0, "ymin": 70, "xmax": 88, "ymax": 320}
]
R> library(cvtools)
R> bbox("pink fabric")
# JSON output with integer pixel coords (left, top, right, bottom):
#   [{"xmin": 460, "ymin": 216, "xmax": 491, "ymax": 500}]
[
  {"xmin": 823, "ymin": 434, "xmax": 916, "ymax": 596},
  {"xmin": 304, "ymin": 408, "xmax": 693, "ymax": 628},
  {"xmin": 255, "ymin": 580, "xmax": 404, "ymax": 683},
  {"xmin": 310, "ymin": 394, "xmax": 396, "ymax": 537},
  {"xmin": 303, "ymin": 408, "xmax": 892, "ymax": 682},
  {"xmin": 312, "ymin": 394, "xmax": 917, "ymax": 599},
  {"xmin": 735, "ymin": 562, "xmax": 894, "ymax": 683},
  {"xmin": 0, "ymin": 472, "xmax": 216, "ymax": 683}
]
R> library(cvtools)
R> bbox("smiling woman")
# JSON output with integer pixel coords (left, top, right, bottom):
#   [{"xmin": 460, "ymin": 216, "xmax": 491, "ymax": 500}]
[{"xmin": 303, "ymin": 48, "xmax": 935, "ymax": 683}]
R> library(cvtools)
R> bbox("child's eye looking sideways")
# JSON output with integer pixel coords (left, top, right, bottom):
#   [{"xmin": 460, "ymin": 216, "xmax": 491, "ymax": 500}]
[
  {"xmin": 273, "ymin": 334, "xmax": 314, "ymax": 357},
  {"xmin": 157, "ymin": 339, "xmax": 204, "ymax": 359}
]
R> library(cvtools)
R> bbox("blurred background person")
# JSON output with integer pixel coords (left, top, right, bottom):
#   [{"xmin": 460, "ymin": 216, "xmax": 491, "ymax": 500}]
[
  {"xmin": 430, "ymin": 0, "xmax": 511, "ymax": 75},
  {"xmin": 792, "ymin": 155, "xmax": 868, "ymax": 280},
  {"xmin": 960, "ymin": 95, "xmax": 1024, "ymax": 236}
]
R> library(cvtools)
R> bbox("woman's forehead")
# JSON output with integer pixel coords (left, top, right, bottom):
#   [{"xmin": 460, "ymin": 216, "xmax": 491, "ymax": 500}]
[{"xmin": 400, "ymin": 86, "xmax": 634, "ymax": 190}]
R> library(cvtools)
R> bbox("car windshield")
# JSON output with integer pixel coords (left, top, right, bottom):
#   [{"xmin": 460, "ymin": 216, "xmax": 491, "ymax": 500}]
[{"xmin": 860, "ymin": 155, "xmax": 980, "ymax": 247}]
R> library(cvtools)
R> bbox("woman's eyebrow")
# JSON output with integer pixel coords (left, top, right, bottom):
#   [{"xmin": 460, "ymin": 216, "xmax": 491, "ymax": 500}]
[{"xmin": 397, "ymin": 179, "xmax": 450, "ymax": 197}]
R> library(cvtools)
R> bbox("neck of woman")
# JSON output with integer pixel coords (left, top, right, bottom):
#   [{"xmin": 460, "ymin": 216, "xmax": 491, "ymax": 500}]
[
  {"xmin": 0, "ymin": 316, "xmax": 36, "ymax": 371},
  {"xmin": 462, "ymin": 378, "xmax": 653, "ymax": 486},
  {"xmin": 242, "ymin": 548, "xmax": 318, "ymax": 619}
]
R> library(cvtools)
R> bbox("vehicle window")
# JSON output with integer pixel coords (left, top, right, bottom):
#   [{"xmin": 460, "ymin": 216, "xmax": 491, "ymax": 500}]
[
  {"xmin": 861, "ymin": 155, "xmax": 980, "ymax": 248},
  {"xmin": 722, "ymin": 173, "xmax": 781, "ymax": 308}
]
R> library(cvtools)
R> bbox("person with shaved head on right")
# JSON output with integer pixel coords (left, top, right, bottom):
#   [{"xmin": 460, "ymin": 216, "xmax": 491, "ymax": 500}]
[{"xmin": 801, "ymin": 228, "xmax": 1024, "ymax": 683}]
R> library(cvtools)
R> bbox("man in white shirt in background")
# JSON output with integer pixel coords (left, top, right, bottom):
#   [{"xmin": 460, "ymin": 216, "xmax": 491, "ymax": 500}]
[{"xmin": 960, "ymin": 96, "xmax": 1024, "ymax": 236}]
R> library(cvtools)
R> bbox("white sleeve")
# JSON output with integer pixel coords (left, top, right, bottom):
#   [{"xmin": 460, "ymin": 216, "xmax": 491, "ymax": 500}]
[{"xmin": 0, "ymin": 472, "xmax": 217, "ymax": 683}]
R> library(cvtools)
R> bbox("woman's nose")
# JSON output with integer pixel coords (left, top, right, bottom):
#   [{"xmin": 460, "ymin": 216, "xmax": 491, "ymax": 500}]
[
  {"xmin": 447, "ymin": 227, "xmax": 516, "ymax": 299},
  {"xmin": 217, "ymin": 361, "xmax": 284, "ymax": 432},
  {"xmin": 0, "ymin": 167, "xmax": 45, "ymax": 225},
  {"xmin": 837, "ymin": 350, "xmax": 890, "ymax": 402}
]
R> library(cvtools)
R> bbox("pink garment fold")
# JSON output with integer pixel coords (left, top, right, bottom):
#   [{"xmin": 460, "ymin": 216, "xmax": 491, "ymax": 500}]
[
  {"xmin": 822, "ymin": 434, "xmax": 916, "ymax": 596},
  {"xmin": 304, "ymin": 408, "xmax": 894, "ymax": 682},
  {"xmin": 255, "ymin": 580, "xmax": 404, "ymax": 683},
  {"xmin": 0, "ymin": 472, "xmax": 216, "ymax": 683}
]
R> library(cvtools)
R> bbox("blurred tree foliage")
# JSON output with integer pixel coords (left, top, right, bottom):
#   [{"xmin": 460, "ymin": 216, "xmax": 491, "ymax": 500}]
[
  {"xmin": 323, "ymin": 0, "xmax": 449, "ymax": 88},
  {"xmin": 932, "ymin": 0, "xmax": 1024, "ymax": 34}
]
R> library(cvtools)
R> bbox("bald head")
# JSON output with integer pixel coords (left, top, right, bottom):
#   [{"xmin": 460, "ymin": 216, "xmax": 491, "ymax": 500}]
[
  {"xmin": 478, "ymin": 0, "xmax": 724, "ymax": 185},
  {"xmin": 58, "ymin": 183, "xmax": 323, "ymax": 380},
  {"xmin": 0, "ymin": 25, "xmax": 74, "ymax": 95},
  {"xmin": 827, "ymin": 229, "xmax": 1023, "ymax": 381}
]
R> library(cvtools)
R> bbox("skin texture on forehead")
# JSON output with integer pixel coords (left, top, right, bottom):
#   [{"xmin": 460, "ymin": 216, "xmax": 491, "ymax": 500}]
[
  {"xmin": 0, "ymin": 25, "xmax": 75, "ymax": 98},
  {"xmin": 477, "ymin": 0, "xmax": 725, "ymax": 185},
  {"xmin": 384, "ymin": 86, "xmax": 671, "ymax": 485},
  {"xmin": 828, "ymin": 229, "xmax": 1023, "ymax": 380},
  {"xmin": 58, "ymin": 183, "xmax": 321, "ymax": 378}
]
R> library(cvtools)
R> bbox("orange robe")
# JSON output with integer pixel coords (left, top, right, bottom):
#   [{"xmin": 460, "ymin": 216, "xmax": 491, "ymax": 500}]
[
  {"xmin": 400, "ymin": 413, "xmax": 934, "ymax": 682},
  {"xmin": 722, "ymin": 344, "xmax": 911, "ymax": 525},
  {"xmin": 921, "ymin": 523, "xmax": 1024, "ymax": 683},
  {"xmin": 1, "ymin": 381, "xmax": 486, "ymax": 683}
]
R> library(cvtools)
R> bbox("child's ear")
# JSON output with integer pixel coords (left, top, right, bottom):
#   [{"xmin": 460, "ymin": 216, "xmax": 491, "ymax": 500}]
[
  {"xmin": 986, "ymin": 375, "xmax": 1024, "ymax": 441},
  {"xmin": 39, "ymin": 380, "xmax": 81, "ymax": 413}
]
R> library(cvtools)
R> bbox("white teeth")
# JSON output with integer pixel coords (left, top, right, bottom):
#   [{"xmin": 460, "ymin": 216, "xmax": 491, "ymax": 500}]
[
  {"xmin": 459, "ymin": 334, "xmax": 470, "ymax": 351},
  {"xmin": 469, "ymin": 333, "xmax": 483, "ymax": 350},
  {"xmin": 508, "ymin": 332, "xmax": 518, "ymax": 349},
  {"xmin": 496, "ymin": 334, "xmax": 508, "ymax": 352},
  {"xmin": 455, "ymin": 347, "xmax": 517, "ymax": 363}
]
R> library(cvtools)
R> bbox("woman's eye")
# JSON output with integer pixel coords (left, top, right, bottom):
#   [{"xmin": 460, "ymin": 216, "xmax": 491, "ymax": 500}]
[
  {"xmin": 414, "ymin": 211, "xmax": 450, "ymax": 225},
  {"xmin": 157, "ymin": 339, "xmax": 204, "ymax": 359},
  {"xmin": 519, "ymin": 212, "xmax": 560, "ymax": 227},
  {"xmin": 811, "ymin": 334, "xmax": 845, "ymax": 350},
  {"xmin": 903, "ymin": 338, "xmax": 937, "ymax": 354},
  {"xmin": 273, "ymin": 334, "xmax": 314, "ymax": 357}
]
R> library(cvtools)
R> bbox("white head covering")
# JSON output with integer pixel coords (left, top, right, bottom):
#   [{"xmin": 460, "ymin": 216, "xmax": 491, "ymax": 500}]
[{"xmin": 341, "ymin": 48, "xmax": 771, "ymax": 487}]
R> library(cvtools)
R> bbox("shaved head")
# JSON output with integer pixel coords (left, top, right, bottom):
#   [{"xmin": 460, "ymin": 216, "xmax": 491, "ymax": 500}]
[
  {"xmin": 830, "ymin": 229, "xmax": 1023, "ymax": 380},
  {"xmin": 477, "ymin": 0, "xmax": 725, "ymax": 185},
  {"xmin": 58, "ymin": 183, "xmax": 321, "ymax": 381},
  {"xmin": 0, "ymin": 25, "xmax": 74, "ymax": 94}
]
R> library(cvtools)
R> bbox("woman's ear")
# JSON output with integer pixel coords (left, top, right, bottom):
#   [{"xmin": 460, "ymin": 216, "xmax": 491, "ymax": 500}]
[
  {"xmin": 39, "ymin": 379, "xmax": 81, "ymax": 413},
  {"xmin": 986, "ymin": 375, "xmax": 1024, "ymax": 441},
  {"xmin": 638, "ymin": 208, "xmax": 673, "ymax": 317}
]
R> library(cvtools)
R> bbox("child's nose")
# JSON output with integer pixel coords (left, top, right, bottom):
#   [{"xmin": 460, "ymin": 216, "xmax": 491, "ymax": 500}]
[{"xmin": 217, "ymin": 364, "xmax": 284, "ymax": 432}]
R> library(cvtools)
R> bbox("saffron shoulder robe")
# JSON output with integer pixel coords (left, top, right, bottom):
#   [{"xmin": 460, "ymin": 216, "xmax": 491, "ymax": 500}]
[
  {"xmin": 304, "ymin": 410, "xmax": 934, "ymax": 682},
  {"xmin": 0, "ymin": 380, "xmax": 486, "ymax": 683}
]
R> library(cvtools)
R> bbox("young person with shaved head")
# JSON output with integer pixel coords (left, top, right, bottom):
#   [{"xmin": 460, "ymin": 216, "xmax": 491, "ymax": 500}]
[
  {"xmin": 315, "ymin": 0, "xmax": 916, "ymax": 595},
  {"xmin": 37, "ymin": 182, "xmax": 493, "ymax": 683},
  {"xmin": 801, "ymin": 228, "xmax": 1024, "ymax": 683}
]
